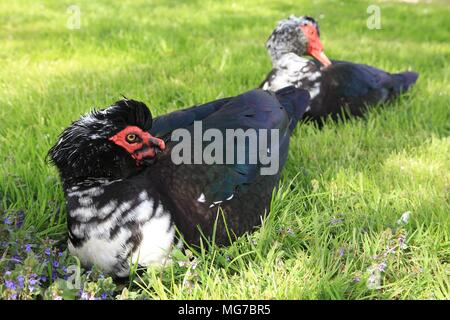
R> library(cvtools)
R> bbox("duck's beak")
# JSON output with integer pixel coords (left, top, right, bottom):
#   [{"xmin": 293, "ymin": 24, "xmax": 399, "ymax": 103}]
[
  {"xmin": 131, "ymin": 133, "xmax": 165, "ymax": 165},
  {"xmin": 149, "ymin": 136, "xmax": 166, "ymax": 154},
  {"xmin": 310, "ymin": 49, "xmax": 332, "ymax": 67},
  {"xmin": 139, "ymin": 136, "xmax": 165, "ymax": 165},
  {"xmin": 300, "ymin": 24, "xmax": 332, "ymax": 67}
]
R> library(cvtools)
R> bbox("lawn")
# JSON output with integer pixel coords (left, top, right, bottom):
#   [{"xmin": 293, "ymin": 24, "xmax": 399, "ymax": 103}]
[{"xmin": 0, "ymin": 0, "xmax": 449, "ymax": 300}]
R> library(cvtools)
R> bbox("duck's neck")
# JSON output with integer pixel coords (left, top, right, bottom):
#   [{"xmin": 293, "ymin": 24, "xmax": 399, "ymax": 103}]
[
  {"xmin": 271, "ymin": 53, "xmax": 312, "ymax": 71},
  {"xmin": 271, "ymin": 52, "xmax": 309, "ymax": 67}
]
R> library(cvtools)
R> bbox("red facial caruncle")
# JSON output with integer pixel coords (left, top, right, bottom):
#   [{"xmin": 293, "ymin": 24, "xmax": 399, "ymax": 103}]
[
  {"xmin": 109, "ymin": 126, "xmax": 166, "ymax": 165},
  {"xmin": 299, "ymin": 22, "xmax": 332, "ymax": 67}
]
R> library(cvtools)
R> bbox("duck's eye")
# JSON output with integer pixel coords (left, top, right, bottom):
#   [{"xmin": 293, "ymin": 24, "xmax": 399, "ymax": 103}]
[{"xmin": 126, "ymin": 133, "xmax": 137, "ymax": 143}]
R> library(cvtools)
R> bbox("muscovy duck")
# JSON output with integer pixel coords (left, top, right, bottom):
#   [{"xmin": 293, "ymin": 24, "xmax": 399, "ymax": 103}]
[
  {"xmin": 48, "ymin": 87, "xmax": 310, "ymax": 277},
  {"xmin": 261, "ymin": 16, "xmax": 419, "ymax": 124}
]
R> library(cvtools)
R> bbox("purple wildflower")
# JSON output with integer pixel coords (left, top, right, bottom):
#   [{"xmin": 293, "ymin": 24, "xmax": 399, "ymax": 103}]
[
  {"xmin": 28, "ymin": 276, "xmax": 38, "ymax": 292},
  {"xmin": 11, "ymin": 255, "xmax": 22, "ymax": 264},
  {"xmin": 101, "ymin": 293, "xmax": 108, "ymax": 300},
  {"xmin": 378, "ymin": 262, "xmax": 387, "ymax": 272},
  {"xmin": 16, "ymin": 211, "xmax": 25, "ymax": 228},
  {"xmin": 3, "ymin": 217, "xmax": 12, "ymax": 225},
  {"xmin": 44, "ymin": 248, "xmax": 51, "ymax": 256},
  {"xmin": 398, "ymin": 234, "xmax": 407, "ymax": 250},
  {"xmin": 9, "ymin": 293, "xmax": 17, "ymax": 300},
  {"xmin": 339, "ymin": 247, "xmax": 345, "ymax": 257},
  {"xmin": 17, "ymin": 275, "xmax": 25, "ymax": 288},
  {"xmin": 5, "ymin": 280, "xmax": 16, "ymax": 290},
  {"xmin": 53, "ymin": 260, "xmax": 59, "ymax": 268},
  {"xmin": 79, "ymin": 290, "xmax": 89, "ymax": 300},
  {"xmin": 25, "ymin": 244, "xmax": 32, "ymax": 253},
  {"xmin": 40, "ymin": 276, "xmax": 47, "ymax": 282}
]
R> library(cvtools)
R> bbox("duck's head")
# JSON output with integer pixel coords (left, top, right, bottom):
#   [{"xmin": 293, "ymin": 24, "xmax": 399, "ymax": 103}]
[
  {"xmin": 48, "ymin": 99, "xmax": 165, "ymax": 187},
  {"xmin": 266, "ymin": 16, "xmax": 331, "ymax": 67}
]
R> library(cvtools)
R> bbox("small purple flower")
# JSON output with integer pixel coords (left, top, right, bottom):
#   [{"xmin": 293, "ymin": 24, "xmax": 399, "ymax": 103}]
[
  {"xmin": 339, "ymin": 247, "xmax": 345, "ymax": 257},
  {"xmin": 3, "ymin": 217, "xmax": 12, "ymax": 225},
  {"xmin": 17, "ymin": 275, "xmax": 25, "ymax": 288},
  {"xmin": 79, "ymin": 290, "xmax": 89, "ymax": 300},
  {"xmin": 398, "ymin": 234, "xmax": 407, "ymax": 250},
  {"xmin": 44, "ymin": 248, "xmax": 51, "ymax": 256},
  {"xmin": 11, "ymin": 255, "xmax": 22, "ymax": 264},
  {"xmin": 101, "ymin": 293, "xmax": 108, "ymax": 300},
  {"xmin": 9, "ymin": 293, "xmax": 17, "ymax": 300},
  {"xmin": 5, "ymin": 280, "xmax": 16, "ymax": 290},
  {"xmin": 25, "ymin": 244, "xmax": 32, "ymax": 253},
  {"xmin": 53, "ymin": 260, "xmax": 59, "ymax": 268},
  {"xmin": 61, "ymin": 266, "xmax": 68, "ymax": 273},
  {"xmin": 40, "ymin": 276, "xmax": 47, "ymax": 282},
  {"xmin": 16, "ymin": 211, "xmax": 25, "ymax": 228},
  {"xmin": 5, "ymin": 271, "xmax": 11, "ymax": 276},
  {"xmin": 378, "ymin": 262, "xmax": 387, "ymax": 272},
  {"xmin": 58, "ymin": 252, "xmax": 63, "ymax": 257},
  {"xmin": 28, "ymin": 276, "xmax": 38, "ymax": 290}
]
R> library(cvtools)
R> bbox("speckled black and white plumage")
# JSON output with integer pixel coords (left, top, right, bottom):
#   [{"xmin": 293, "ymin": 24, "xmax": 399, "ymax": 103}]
[
  {"xmin": 265, "ymin": 16, "xmax": 313, "ymax": 64},
  {"xmin": 261, "ymin": 16, "xmax": 419, "ymax": 124},
  {"xmin": 48, "ymin": 87, "xmax": 310, "ymax": 277}
]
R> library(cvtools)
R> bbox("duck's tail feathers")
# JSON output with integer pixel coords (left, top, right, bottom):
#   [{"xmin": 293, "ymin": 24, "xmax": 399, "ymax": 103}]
[{"xmin": 393, "ymin": 71, "xmax": 419, "ymax": 93}]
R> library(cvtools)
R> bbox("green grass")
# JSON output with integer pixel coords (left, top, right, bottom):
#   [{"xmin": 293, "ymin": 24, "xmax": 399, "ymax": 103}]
[{"xmin": 0, "ymin": 0, "xmax": 449, "ymax": 299}]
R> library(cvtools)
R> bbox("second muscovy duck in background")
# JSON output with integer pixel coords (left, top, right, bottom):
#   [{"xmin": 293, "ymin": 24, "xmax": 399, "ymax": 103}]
[
  {"xmin": 48, "ymin": 87, "xmax": 310, "ymax": 277},
  {"xmin": 261, "ymin": 16, "xmax": 419, "ymax": 124}
]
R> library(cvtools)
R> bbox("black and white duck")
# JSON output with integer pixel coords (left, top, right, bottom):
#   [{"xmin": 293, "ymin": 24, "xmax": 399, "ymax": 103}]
[
  {"xmin": 48, "ymin": 87, "xmax": 310, "ymax": 276},
  {"xmin": 261, "ymin": 16, "xmax": 419, "ymax": 124}
]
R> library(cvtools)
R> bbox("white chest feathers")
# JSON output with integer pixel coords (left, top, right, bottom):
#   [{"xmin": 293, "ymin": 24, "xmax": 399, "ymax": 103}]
[
  {"xmin": 67, "ymin": 188, "xmax": 175, "ymax": 277},
  {"xmin": 264, "ymin": 53, "xmax": 322, "ymax": 101}
]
